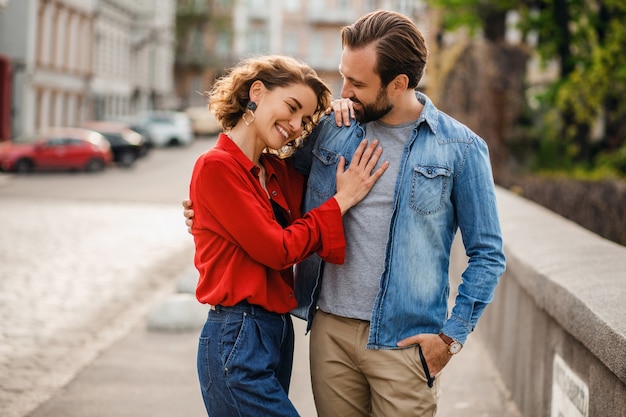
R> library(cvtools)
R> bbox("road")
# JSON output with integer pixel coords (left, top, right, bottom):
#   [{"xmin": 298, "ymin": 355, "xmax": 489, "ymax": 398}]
[
  {"xmin": 0, "ymin": 136, "xmax": 520, "ymax": 417},
  {"xmin": 0, "ymin": 138, "xmax": 216, "ymax": 204},
  {"xmin": 0, "ymin": 137, "xmax": 216, "ymax": 417}
]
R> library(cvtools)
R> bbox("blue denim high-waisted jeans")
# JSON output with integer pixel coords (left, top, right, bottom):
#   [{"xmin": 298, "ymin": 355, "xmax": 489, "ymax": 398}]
[{"xmin": 197, "ymin": 301, "xmax": 298, "ymax": 417}]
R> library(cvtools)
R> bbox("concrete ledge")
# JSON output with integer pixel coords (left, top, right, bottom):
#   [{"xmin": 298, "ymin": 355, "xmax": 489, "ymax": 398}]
[
  {"xmin": 464, "ymin": 188, "xmax": 626, "ymax": 416},
  {"xmin": 496, "ymin": 188, "xmax": 626, "ymax": 382},
  {"xmin": 146, "ymin": 293, "xmax": 208, "ymax": 332}
]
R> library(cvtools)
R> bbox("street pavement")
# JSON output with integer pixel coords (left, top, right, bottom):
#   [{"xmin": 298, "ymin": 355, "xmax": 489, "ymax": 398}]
[
  {"xmin": 0, "ymin": 170, "xmax": 522, "ymax": 417},
  {"xmin": 0, "ymin": 195, "xmax": 193, "ymax": 417},
  {"xmin": 24, "ymin": 281, "xmax": 523, "ymax": 417}
]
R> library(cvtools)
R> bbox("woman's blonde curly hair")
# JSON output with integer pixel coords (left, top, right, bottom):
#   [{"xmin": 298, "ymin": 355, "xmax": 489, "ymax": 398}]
[{"xmin": 207, "ymin": 55, "xmax": 331, "ymax": 158}]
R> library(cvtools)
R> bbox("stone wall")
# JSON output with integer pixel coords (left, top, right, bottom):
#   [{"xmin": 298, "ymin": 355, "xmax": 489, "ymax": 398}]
[
  {"xmin": 451, "ymin": 188, "xmax": 626, "ymax": 416},
  {"xmin": 505, "ymin": 176, "xmax": 626, "ymax": 246}
]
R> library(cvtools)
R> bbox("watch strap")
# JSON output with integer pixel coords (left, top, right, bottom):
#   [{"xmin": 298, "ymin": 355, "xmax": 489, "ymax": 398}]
[
  {"xmin": 438, "ymin": 333, "xmax": 454, "ymax": 345},
  {"xmin": 439, "ymin": 333, "xmax": 462, "ymax": 354}
]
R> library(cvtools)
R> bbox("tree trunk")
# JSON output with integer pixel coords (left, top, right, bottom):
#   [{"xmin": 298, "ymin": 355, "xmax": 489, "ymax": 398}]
[{"xmin": 427, "ymin": 40, "xmax": 529, "ymax": 184}]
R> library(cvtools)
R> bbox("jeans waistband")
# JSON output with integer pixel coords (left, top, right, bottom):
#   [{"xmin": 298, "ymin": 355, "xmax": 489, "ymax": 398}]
[{"xmin": 210, "ymin": 300, "xmax": 285, "ymax": 318}]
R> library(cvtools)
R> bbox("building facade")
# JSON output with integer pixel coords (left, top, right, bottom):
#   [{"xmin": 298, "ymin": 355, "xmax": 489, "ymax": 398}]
[
  {"xmin": 0, "ymin": 0, "xmax": 176, "ymax": 139},
  {"xmin": 174, "ymin": 0, "xmax": 432, "ymax": 109},
  {"xmin": 92, "ymin": 0, "xmax": 176, "ymax": 121}
]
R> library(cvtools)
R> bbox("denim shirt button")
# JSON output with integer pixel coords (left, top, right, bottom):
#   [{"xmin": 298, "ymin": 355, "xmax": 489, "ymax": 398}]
[{"xmin": 356, "ymin": 131, "xmax": 363, "ymax": 138}]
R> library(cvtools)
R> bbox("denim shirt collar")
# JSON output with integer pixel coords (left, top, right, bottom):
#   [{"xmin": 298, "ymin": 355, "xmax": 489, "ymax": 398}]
[{"xmin": 415, "ymin": 91, "xmax": 439, "ymax": 135}]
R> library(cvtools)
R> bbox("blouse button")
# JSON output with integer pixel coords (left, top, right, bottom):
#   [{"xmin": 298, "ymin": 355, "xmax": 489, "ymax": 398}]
[
  {"xmin": 272, "ymin": 190, "xmax": 278, "ymax": 196},
  {"xmin": 289, "ymin": 292, "xmax": 294, "ymax": 298}
]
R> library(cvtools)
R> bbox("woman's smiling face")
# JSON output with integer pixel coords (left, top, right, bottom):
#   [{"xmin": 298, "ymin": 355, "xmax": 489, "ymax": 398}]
[{"xmin": 253, "ymin": 82, "xmax": 317, "ymax": 151}]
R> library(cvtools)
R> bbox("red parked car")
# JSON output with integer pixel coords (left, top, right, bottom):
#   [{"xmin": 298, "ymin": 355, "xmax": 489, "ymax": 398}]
[{"xmin": 0, "ymin": 127, "xmax": 114, "ymax": 173}]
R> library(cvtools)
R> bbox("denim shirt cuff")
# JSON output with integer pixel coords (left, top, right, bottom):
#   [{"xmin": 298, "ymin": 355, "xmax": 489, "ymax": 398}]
[{"xmin": 442, "ymin": 316, "xmax": 472, "ymax": 345}]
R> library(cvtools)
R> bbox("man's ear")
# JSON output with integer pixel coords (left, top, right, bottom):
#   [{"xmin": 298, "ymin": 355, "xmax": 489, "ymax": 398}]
[{"xmin": 390, "ymin": 74, "xmax": 409, "ymax": 94}]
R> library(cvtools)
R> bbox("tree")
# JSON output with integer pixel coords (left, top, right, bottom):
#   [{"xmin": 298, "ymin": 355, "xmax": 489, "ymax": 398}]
[
  {"xmin": 428, "ymin": 0, "xmax": 529, "ymax": 183},
  {"xmin": 431, "ymin": 0, "xmax": 519, "ymax": 43},
  {"xmin": 432, "ymin": 0, "xmax": 626, "ymax": 172}
]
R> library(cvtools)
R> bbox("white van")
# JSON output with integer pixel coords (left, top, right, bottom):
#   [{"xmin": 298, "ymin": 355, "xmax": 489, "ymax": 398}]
[{"xmin": 135, "ymin": 111, "xmax": 194, "ymax": 147}]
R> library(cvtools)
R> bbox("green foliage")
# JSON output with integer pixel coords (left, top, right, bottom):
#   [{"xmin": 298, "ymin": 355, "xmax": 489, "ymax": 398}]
[
  {"xmin": 430, "ymin": 0, "xmax": 482, "ymax": 34},
  {"xmin": 531, "ymin": 1, "xmax": 626, "ymax": 167},
  {"xmin": 430, "ymin": 0, "xmax": 626, "ymax": 175},
  {"xmin": 431, "ymin": 0, "xmax": 626, "ymax": 176},
  {"xmin": 596, "ymin": 143, "xmax": 626, "ymax": 177},
  {"xmin": 431, "ymin": 0, "xmax": 517, "ymax": 35}
]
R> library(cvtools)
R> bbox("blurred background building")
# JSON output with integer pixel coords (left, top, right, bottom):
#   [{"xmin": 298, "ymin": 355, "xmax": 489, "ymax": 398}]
[
  {"xmin": 175, "ymin": 0, "xmax": 431, "ymax": 109},
  {"xmin": 0, "ymin": 0, "xmax": 436, "ymax": 140},
  {"xmin": 0, "ymin": 0, "xmax": 175, "ymax": 139}
]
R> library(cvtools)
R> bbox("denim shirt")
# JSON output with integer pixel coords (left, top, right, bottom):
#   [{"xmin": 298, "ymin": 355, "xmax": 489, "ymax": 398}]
[{"xmin": 292, "ymin": 92, "xmax": 506, "ymax": 349}]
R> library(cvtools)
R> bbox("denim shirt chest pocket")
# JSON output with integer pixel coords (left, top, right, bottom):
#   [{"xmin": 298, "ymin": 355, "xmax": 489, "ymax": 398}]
[{"xmin": 410, "ymin": 165, "xmax": 452, "ymax": 214}]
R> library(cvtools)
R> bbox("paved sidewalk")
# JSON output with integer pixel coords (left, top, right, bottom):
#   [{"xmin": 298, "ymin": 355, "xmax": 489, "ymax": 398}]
[
  {"xmin": 27, "ymin": 292, "xmax": 522, "ymax": 417},
  {"xmin": 0, "ymin": 198, "xmax": 193, "ymax": 417}
]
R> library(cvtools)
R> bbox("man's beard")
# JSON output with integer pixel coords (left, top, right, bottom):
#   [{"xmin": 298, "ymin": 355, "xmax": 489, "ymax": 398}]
[{"xmin": 352, "ymin": 88, "xmax": 393, "ymax": 124}]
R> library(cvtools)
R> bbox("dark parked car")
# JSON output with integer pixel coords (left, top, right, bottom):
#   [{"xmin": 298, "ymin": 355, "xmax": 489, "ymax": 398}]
[
  {"xmin": 0, "ymin": 127, "xmax": 113, "ymax": 173},
  {"xmin": 127, "ymin": 124, "xmax": 154, "ymax": 150},
  {"xmin": 82, "ymin": 121, "xmax": 149, "ymax": 167}
]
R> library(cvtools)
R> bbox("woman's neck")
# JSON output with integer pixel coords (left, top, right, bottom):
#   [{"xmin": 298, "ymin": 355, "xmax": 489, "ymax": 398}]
[
  {"xmin": 227, "ymin": 125, "xmax": 269, "ymax": 197},
  {"xmin": 227, "ymin": 123, "xmax": 263, "ymax": 165}
]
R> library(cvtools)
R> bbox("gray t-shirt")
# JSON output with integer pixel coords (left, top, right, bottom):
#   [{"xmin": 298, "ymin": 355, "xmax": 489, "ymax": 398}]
[{"xmin": 318, "ymin": 119, "xmax": 415, "ymax": 320}]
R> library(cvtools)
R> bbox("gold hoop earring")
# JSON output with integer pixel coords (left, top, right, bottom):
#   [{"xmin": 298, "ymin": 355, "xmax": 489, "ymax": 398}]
[
  {"xmin": 243, "ymin": 101, "xmax": 257, "ymax": 126},
  {"xmin": 242, "ymin": 110, "xmax": 256, "ymax": 126}
]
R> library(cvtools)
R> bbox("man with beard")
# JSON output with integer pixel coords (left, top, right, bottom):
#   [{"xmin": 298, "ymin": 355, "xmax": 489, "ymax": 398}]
[
  {"xmin": 184, "ymin": 10, "xmax": 505, "ymax": 417},
  {"xmin": 290, "ymin": 10, "xmax": 506, "ymax": 417}
]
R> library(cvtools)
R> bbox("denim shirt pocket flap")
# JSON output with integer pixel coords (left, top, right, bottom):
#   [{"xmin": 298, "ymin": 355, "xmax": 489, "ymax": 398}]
[
  {"xmin": 312, "ymin": 147, "xmax": 340, "ymax": 167},
  {"xmin": 414, "ymin": 165, "xmax": 451, "ymax": 179}
]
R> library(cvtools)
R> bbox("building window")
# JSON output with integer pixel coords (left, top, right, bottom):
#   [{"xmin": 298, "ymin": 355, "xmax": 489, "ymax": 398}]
[
  {"xmin": 284, "ymin": 31, "xmax": 298, "ymax": 56},
  {"xmin": 190, "ymin": 75, "xmax": 204, "ymax": 106},
  {"xmin": 396, "ymin": 0, "xmax": 414, "ymax": 16},
  {"xmin": 309, "ymin": 32, "xmax": 322, "ymax": 61},
  {"xmin": 337, "ymin": 0, "xmax": 350, "ymax": 11},
  {"xmin": 248, "ymin": 0, "xmax": 267, "ymax": 10},
  {"xmin": 247, "ymin": 29, "xmax": 269, "ymax": 55},
  {"xmin": 216, "ymin": 0, "xmax": 232, "ymax": 11},
  {"xmin": 216, "ymin": 31, "xmax": 231, "ymax": 58},
  {"xmin": 285, "ymin": 0, "xmax": 300, "ymax": 12}
]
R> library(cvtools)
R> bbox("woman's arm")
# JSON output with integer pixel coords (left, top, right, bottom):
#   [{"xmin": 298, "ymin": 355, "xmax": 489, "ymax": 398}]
[{"xmin": 189, "ymin": 140, "xmax": 387, "ymax": 270}]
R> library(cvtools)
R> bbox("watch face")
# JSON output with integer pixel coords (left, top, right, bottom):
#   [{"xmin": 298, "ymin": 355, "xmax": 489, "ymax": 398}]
[{"xmin": 449, "ymin": 341, "xmax": 462, "ymax": 354}]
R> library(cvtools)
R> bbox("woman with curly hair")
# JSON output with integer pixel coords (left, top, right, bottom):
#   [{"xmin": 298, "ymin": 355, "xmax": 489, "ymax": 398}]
[{"xmin": 188, "ymin": 54, "xmax": 388, "ymax": 416}]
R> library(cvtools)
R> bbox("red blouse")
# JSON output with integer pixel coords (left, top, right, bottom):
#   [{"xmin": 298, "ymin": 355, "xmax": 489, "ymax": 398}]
[{"xmin": 189, "ymin": 134, "xmax": 346, "ymax": 313}]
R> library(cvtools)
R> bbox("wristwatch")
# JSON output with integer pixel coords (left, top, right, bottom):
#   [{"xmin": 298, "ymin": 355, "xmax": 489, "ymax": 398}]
[{"xmin": 439, "ymin": 333, "xmax": 463, "ymax": 355}]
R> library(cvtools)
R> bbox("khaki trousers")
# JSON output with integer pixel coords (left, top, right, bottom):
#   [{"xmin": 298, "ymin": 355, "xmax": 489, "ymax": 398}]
[{"xmin": 310, "ymin": 310, "xmax": 440, "ymax": 417}]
